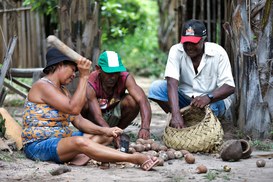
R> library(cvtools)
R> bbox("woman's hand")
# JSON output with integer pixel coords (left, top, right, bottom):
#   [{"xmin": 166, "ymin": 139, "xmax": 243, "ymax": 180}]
[
  {"xmin": 104, "ymin": 127, "xmax": 123, "ymax": 138},
  {"xmin": 77, "ymin": 57, "xmax": 92, "ymax": 78}
]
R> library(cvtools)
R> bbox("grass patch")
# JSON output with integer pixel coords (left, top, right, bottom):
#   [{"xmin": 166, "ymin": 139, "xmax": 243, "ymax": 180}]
[
  {"xmin": 250, "ymin": 140, "xmax": 273, "ymax": 151},
  {"xmin": 0, "ymin": 115, "xmax": 6, "ymax": 137},
  {"xmin": 0, "ymin": 151, "xmax": 26, "ymax": 162},
  {"xmin": 203, "ymin": 170, "xmax": 232, "ymax": 181},
  {"xmin": 0, "ymin": 152, "xmax": 14, "ymax": 162},
  {"xmin": 3, "ymin": 98, "xmax": 25, "ymax": 107},
  {"xmin": 204, "ymin": 170, "xmax": 218, "ymax": 181}
]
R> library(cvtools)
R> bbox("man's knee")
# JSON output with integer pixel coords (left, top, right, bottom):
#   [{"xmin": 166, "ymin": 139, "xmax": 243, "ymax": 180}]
[
  {"xmin": 148, "ymin": 80, "xmax": 167, "ymax": 101},
  {"xmin": 121, "ymin": 95, "xmax": 139, "ymax": 110},
  {"xmin": 209, "ymin": 101, "xmax": 225, "ymax": 117}
]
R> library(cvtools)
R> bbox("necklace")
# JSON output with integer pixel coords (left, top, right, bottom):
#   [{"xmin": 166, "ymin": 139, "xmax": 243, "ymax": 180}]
[{"xmin": 41, "ymin": 77, "xmax": 65, "ymax": 93}]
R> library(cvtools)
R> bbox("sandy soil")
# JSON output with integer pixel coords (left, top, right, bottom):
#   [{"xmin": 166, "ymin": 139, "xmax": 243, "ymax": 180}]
[{"xmin": 1, "ymin": 77, "xmax": 273, "ymax": 182}]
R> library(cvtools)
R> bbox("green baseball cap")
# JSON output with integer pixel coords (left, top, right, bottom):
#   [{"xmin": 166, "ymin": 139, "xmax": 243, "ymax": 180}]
[{"xmin": 98, "ymin": 51, "xmax": 126, "ymax": 73}]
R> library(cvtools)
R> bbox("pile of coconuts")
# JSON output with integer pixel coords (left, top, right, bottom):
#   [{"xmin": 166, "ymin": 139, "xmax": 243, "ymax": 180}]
[{"xmin": 128, "ymin": 138, "xmax": 197, "ymax": 167}]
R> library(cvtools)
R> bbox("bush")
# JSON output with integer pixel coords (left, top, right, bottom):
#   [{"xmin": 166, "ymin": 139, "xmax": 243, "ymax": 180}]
[{"xmin": 101, "ymin": 0, "xmax": 167, "ymax": 77}]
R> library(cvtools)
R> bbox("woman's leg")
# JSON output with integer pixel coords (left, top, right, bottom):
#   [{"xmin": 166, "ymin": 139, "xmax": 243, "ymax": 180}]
[
  {"xmin": 69, "ymin": 132, "xmax": 114, "ymax": 165},
  {"xmin": 57, "ymin": 136, "xmax": 158, "ymax": 170}
]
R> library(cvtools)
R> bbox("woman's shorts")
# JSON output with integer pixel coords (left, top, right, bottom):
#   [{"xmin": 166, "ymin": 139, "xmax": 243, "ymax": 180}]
[{"xmin": 23, "ymin": 131, "xmax": 84, "ymax": 163}]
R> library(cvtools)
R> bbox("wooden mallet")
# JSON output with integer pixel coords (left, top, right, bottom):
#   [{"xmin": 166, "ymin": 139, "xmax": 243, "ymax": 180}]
[{"xmin": 47, "ymin": 35, "xmax": 82, "ymax": 62}]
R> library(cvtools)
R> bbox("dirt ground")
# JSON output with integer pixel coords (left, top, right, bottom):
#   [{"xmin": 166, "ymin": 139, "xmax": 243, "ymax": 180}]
[{"xmin": 1, "ymin": 77, "xmax": 273, "ymax": 182}]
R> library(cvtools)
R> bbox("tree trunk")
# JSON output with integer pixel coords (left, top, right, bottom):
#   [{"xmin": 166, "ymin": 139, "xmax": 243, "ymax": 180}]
[
  {"xmin": 157, "ymin": 0, "xmax": 177, "ymax": 52},
  {"xmin": 58, "ymin": 0, "xmax": 101, "ymax": 94},
  {"xmin": 58, "ymin": 0, "xmax": 100, "ymax": 68},
  {"xmin": 228, "ymin": 0, "xmax": 272, "ymax": 138}
]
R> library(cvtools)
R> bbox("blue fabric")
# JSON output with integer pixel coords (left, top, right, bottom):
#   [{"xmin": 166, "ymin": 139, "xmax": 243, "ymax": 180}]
[
  {"xmin": 209, "ymin": 100, "xmax": 225, "ymax": 117},
  {"xmin": 23, "ymin": 131, "xmax": 84, "ymax": 163},
  {"xmin": 148, "ymin": 80, "xmax": 226, "ymax": 117}
]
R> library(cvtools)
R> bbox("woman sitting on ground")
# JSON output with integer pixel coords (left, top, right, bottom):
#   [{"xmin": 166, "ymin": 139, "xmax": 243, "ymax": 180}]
[{"xmin": 21, "ymin": 47, "xmax": 158, "ymax": 171}]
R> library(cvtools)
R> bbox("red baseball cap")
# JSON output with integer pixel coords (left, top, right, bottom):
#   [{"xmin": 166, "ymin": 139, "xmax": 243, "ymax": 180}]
[{"xmin": 181, "ymin": 19, "xmax": 207, "ymax": 44}]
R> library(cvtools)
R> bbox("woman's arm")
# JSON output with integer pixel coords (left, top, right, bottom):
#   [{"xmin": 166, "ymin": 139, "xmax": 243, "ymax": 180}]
[{"xmin": 73, "ymin": 114, "xmax": 123, "ymax": 137}]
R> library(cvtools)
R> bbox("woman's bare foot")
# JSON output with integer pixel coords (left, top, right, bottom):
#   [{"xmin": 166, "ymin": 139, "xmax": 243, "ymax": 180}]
[{"xmin": 132, "ymin": 153, "xmax": 159, "ymax": 171}]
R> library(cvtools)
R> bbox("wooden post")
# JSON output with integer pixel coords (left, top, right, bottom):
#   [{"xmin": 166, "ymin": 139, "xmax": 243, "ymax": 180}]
[{"xmin": 0, "ymin": 36, "xmax": 17, "ymax": 95}]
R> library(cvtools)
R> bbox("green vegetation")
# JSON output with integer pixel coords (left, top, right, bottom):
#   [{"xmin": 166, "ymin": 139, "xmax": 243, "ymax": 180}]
[
  {"xmin": 23, "ymin": 0, "xmax": 167, "ymax": 77},
  {"xmin": 2, "ymin": 77, "xmax": 30, "ymax": 107},
  {"xmin": 3, "ymin": 99, "xmax": 25, "ymax": 107},
  {"xmin": 23, "ymin": 0, "xmax": 58, "ymax": 23},
  {"xmin": 204, "ymin": 170, "xmax": 218, "ymax": 181},
  {"xmin": 101, "ymin": 0, "xmax": 166, "ymax": 77},
  {"xmin": 250, "ymin": 139, "xmax": 273, "ymax": 151},
  {"xmin": 0, "ymin": 151, "xmax": 26, "ymax": 162},
  {"xmin": 0, "ymin": 115, "xmax": 6, "ymax": 137},
  {"xmin": 203, "ymin": 169, "xmax": 232, "ymax": 181}
]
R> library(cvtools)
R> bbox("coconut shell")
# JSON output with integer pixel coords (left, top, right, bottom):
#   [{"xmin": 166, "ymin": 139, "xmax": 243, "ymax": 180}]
[
  {"xmin": 144, "ymin": 143, "xmax": 151, "ymax": 151},
  {"xmin": 185, "ymin": 153, "xmax": 195, "ymax": 164},
  {"xmin": 220, "ymin": 140, "xmax": 242, "ymax": 161},
  {"xmin": 129, "ymin": 142, "xmax": 136, "ymax": 148},
  {"xmin": 223, "ymin": 165, "xmax": 231, "ymax": 172},
  {"xmin": 168, "ymin": 148, "xmax": 176, "ymax": 153},
  {"xmin": 128, "ymin": 147, "xmax": 136, "ymax": 154},
  {"xmin": 256, "ymin": 159, "xmax": 266, "ymax": 167},
  {"xmin": 136, "ymin": 138, "xmax": 145, "ymax": 145},
  {"xmin": 134, "ymin": 144, "xmax": 145, "ymax": 152},
  {"xmin": 146, "ymin": 139, "xmax": 155, "ymax": 144},
  {"xmin": 174, "ymin": 151, "xmax": 183, "ymax": 159},
  {"xmin": 151, "ymin": 142, "xmax": 160, "ymax": 151},
  {"xmin": 157, "ymin": 157, "xmax": 164, "ymax": 166},
  {"xmin": 159, "ymin": 145, "xmax": 168, "ymax": 151},
  {"xmin": 166, "ymin": 150, "xmax": 175, "ymax": 160},
  {"xmin": 196, "ymin": 164, "xmax": 207, "ymax": 174},
  {"xmin": 240, "ymin": 139, "xmax": 252, "ymax": 159},
  {"xmin": 147, "ymin": 150, "xmax": 158, "ymax": 157},
  {"xmin": 158, "ymin": 151, "xmax": 168, "ymax": 161},
  {"xmin": 181, "ymin": 150, "xmax": 190, "ymax": 155}
]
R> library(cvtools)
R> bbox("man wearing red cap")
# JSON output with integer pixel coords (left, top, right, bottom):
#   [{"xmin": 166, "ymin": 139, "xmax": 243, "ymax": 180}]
[{"xmin": 148, "ymin": 19, "xmax": 235, "ymax": 129}]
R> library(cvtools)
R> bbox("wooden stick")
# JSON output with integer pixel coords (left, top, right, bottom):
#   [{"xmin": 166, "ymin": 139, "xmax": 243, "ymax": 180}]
[
  {"xmin": 47, "ymin": 35, "xmax": 82, "ymax": 62},
  {"xmin": 179, "ymin": 105, "xmax": 192, "ymax": 113}
]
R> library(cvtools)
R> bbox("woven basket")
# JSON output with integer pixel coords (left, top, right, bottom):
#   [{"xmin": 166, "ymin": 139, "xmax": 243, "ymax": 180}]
[{"xmin": 163, "ymin": 106, "xmax": 224, "ymax": 153}]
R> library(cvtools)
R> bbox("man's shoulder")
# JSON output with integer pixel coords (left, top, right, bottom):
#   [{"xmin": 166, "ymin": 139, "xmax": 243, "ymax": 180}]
[
  {"xmin": 205, "ymin": 42, "xmax": 227, "ymax": 56},
  {"xmin": 88, "ymin": 70, "xmax": 99, "ymax": 82},
  {"xmin": 205, "ymin": 42, "xmax": 224, "ymax": 48},
  {"xmin": 120, "ymin": 71, "xmax": 129, "ymax": 76},
  {"xmin": 170, "ymin": 43, "xmax": 183, "ymax": 50},
  {"xmin": 169, "ymin": 43, "xmax": 184, "ymax": 56}
]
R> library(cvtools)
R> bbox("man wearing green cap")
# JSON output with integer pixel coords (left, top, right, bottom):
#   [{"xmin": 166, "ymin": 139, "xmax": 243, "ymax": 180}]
[{"xmin": 82, "ymin": 51, "xmax": 152, "ymax": 147}]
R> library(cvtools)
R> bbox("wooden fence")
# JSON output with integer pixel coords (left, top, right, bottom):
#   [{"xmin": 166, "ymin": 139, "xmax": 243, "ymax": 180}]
[
  {"xmin": 176, "ymin": 0, "xmax": 232, "ymax": 47},
  {"xmin": 0, "ymin": 1, "xmax": 46, "ymax": 69}
]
